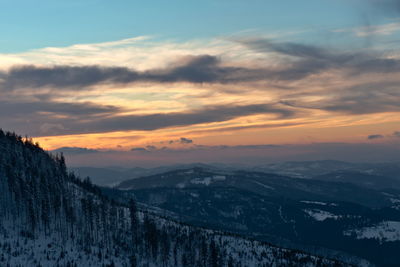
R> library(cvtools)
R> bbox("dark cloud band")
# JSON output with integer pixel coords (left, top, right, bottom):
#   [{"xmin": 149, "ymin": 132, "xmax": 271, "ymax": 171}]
[
  {"xmin": 0, "ymin": 101, "xmax": 295, "ymax": 136},
  {"xmin": 0, "ymin": 56, "xmax": 265, "ymax": 90},
  {"xmin": 2, "ymin": 41, "xmax": 400, "ymax": 92}
]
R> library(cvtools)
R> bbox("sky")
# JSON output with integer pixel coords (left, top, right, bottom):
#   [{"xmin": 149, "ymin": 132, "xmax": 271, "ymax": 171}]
[{"xmin": 1, "ymin": 0, "xmax": 400, "ymax": 166}]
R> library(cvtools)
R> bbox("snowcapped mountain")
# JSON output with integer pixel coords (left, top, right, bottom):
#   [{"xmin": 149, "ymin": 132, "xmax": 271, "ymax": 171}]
[{"xmin": 0, "ymin": 130, "xmax": 351, "ymax": 266}]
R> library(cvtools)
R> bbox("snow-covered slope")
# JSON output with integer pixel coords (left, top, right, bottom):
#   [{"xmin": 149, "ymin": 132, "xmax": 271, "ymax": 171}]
[{"xmin": 344, "ymin": 221, "xmax": 400, "ymax": 243}]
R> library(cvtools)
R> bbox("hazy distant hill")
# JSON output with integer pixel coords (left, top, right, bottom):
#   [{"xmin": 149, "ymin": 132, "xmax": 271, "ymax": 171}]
[
  {"xmin": 72, "ymin": 160, "xmax": 400, "ymax": 188},
  {"xmin": 71, "ymin": 163, "xmax": 220, "ymax": 186}
]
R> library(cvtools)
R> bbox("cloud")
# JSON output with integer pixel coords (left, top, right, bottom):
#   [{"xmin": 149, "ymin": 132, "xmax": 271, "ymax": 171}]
[
  {"xmin": 0, "ymin": 55, "xmax": 268, "ymax": 91},
  {"xmin": 241, "ymin": 38, "xmax": 400, "ymax": 78},
  {"xmin": 179, "ymin": 137, "xmax": 193, "ymax": 144},
  {"xmin": 2, "ymin": 95, "xmax": 304, "ymax": 143},
  {"xmin": 368, "ymin": 134, "xmax": 384, "ymax": 140},
  {"xmin": 343, "ymin": 1, "xmax": 400, "ymax": 46},
  {"xmin": 0, "ymin": 100, "xmax": 120, "ymax": 117},
  {"xmin": 167, "ymin": 137, "xmax": 194, "ymax": 145},
  {"xmin": 242, "ymin": 39, "xmax": 332, "ymax": 59},
  {"xmin": 0, "ymin": 99, "xmax": 124, "ymax": 136},
  {"xmin": 1, "ymin": 38, "xmax": 400, "ymax": 95},
  {"xmin": 0, "ymin": 99, "xmax": 123, "ymax": 135},
  {"xmin": 14, "ymin": 103, "xmax": 294, "ymax": 136},
  {"xmin": 366, "ymin": 131, "xmax": 400, "ymax": 140},
  {"xmin": 2, "ymin": 35, "xmax": 400, "ymax": 145},
  {"xmin": 130, "ymin": 145, "xmax": 165, "ymax": 152},
  {"xmin": 4, "ymin": 38, "xmax": 400, "ymax": 93},
  {"xmin": 131, "ymin": 147, "xmax": 148, "ymax": 152},
  {"xmin": 52, "ymin": 146, "xmax": 100, "ymax": 154},
  {"xmin": 1, "ymin": 65, "xmax": 137, "ymax": 90},
  {"xmin": 70, "ymin": 103, "xmax": 293, "ymax": 134},
  {"xmin": 281, "ymin": 81, "xmax": 400, "ymax": 115},
  {"xmin": 335, "ymin": 22, "xmax": 400, "ymax": 37},
  {"xmin": 40, "ymin": 123, "xmax": 65, "ymax": 133},
  {"xmin": 186, "ymin": 122, "xmax": 312, "ymax": 135}
]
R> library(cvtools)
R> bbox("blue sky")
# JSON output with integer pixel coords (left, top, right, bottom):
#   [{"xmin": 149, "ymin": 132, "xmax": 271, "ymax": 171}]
[{"xmin": 0, "ymin": 0, "xmax": 389, "ymax": 52}]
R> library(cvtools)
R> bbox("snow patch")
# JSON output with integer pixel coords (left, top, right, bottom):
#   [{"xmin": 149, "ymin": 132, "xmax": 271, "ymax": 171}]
[
  {"xmin": 190, "ymin": 192, "xmax": 199, "ymax": 198},
  {"xmin": 213, "ymin": 175, "xmax": 226, "ymax": 181},
  {"xmin": 301, "ymin": 200, "xmax": 338, "ymax": 206},
  {"xmin": 190, "ymin": 175, "xmax": 226, "ymax": 186},
  {"xmin": 176, "ymin": 183, "xmax": 186, "ymax": 188},
  {"xmin": 301, "ymin": 201, "xmax": 327, "ymax": 206},
  {"xmin": 389, "ymin": 198, "xmax": 400, "ymax": 204},
  {"xmin": 191, "ymin": 177, "xmax": 212, "ymax": 186},
  {"xmin": 344, "ymin": 221, "xmax": 400, "ymax": 242},
  {"xmin": 304, "ymin": 209, "xmax": 339, "ymax": 221}
]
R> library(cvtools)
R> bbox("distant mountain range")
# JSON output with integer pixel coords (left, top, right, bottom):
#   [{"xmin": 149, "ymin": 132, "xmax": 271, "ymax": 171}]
[
  {"xmin": 98, "ymin": 166, "xmax": 400, "ymax": 266},
  {"xmin": 72, "ymin": 160, "xmax": 400, "ymax": 188}
]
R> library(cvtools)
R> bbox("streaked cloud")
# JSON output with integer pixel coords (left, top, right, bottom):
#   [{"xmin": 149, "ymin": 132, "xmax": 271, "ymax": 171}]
[
  {"xmin": 40, "ymin": 103, "xmax": 294, "ymax": 135},
  {"xmin": 241, "ymin": 38, "xmax": 400, "ymax": 77},
  {"xmin": 52, "ymin": 147, "xmax": 100, "ymax": 154},
  {"xmin": 1, "ymin": 100, "xmax": 295, "ymax": 136},
  {"xmin": 282, "ymin": 81, "xmax": 400, "ymax": 115},
  {"xmin": 335, "ymin": 22, "xmax": 400, "ymax": 37}
]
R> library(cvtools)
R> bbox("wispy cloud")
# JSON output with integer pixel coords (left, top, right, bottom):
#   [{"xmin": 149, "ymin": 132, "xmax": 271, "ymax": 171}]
[
  {"xmin": 52, "ymin": 146, "xmax": 100, "ymax": 154},
  {"xmin": 335, "ymin": 22, "xmax": 400, "ymax": 37},
  {"xmin": 242, "ymin": 38, "xmax": 400, "ymax": 75},
  {"xmin": 281, "ymin": 80, "xmax": 400, "ymax": 115}
]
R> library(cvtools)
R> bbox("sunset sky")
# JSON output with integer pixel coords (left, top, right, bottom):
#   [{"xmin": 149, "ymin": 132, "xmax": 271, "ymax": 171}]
[{"xmin": 1, "ymin": 0, "xmax": 400, "ymax": 166}]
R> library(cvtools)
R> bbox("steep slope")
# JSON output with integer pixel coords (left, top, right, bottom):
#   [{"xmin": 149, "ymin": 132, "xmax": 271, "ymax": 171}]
[{"xmin": 0, "ymin": 130, "xmax": 348, "ymax": 266}]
